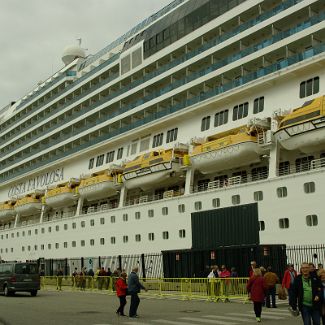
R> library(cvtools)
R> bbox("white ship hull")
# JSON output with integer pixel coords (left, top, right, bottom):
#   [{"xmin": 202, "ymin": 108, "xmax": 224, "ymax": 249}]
[
  {"xmin": 78, "ymin": 181, "xmax": 118, "ymax": 201},
  {"xmin": 46, "ymin": 192, "xmax": 77, "ymax": 208},
  {"xmin": 191, "ymin": 142, "xmax": 262, "ymax": 174}
]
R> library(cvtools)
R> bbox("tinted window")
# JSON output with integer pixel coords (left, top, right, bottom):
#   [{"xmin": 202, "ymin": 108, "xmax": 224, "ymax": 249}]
[{"xmin": 15, "ymin": 263, "xmax": 38, "ymax": 274}]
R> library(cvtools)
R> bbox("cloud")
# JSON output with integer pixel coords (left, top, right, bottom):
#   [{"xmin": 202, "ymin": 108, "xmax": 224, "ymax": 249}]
[{"xmin": 0, "ymin": 0, "xmax": 172, "ymax": 108}]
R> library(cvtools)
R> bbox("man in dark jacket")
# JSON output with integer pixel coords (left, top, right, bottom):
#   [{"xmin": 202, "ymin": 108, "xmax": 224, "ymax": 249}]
[
  {"xmin": 128, "ymin": 267, "xmax": 147, "ymax": 318},
  {"xmin": 292, "ymin": 262, "xmax": 322, "ymax": 325}
]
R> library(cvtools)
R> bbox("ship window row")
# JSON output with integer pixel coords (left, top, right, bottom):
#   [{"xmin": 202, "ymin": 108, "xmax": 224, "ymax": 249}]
[
  {"xmin": 2, "ymin": 41, "xmax": 323, "ymax": 181},
  {"xmin": 2, "ymin": 2, "xmax": 318, "ymax": 144},
  {"xmin": 259, "ymin": 215, "xmax": 319, "ymax": 231},
  {"xmin": 201, "ymin": 97, "xmax": 264, "ymax": 131},
  {"xmin": 300, "ymin": 77, "xmax": 319, "ymax": 98}
]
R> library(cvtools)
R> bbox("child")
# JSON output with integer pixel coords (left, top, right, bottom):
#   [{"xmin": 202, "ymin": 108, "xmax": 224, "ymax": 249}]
[{"xmin": 115, "ymin": 272, "xmax": 128, "ymax": 316}]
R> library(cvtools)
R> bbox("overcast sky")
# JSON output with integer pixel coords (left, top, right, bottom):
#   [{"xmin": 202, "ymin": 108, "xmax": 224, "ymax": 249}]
[{"xmin": 0, "ymin": 0, "xmax": 173, "ymax": 109}]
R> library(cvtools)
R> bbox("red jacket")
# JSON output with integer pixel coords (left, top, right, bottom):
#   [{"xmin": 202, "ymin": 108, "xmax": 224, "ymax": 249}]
[
  {"xmin": 247, "ymin": 276, "xmax": 267, "ymax": 302},
  {"xmin": 115, "ymin": 278, "xmax": 128, "ymax": 297},
  {"xmin": 282, "ymin": 269, "xmax": 297, "ymax": 289}
]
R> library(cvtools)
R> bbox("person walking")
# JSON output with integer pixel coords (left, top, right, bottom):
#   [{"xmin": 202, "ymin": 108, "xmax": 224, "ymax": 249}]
[
  {"xmin": 247, "ymin": 268, "xmax": 267, "ymax": 322},
  {"xmin": 56, "ymin": 268, "xmax": 63, "ymax": 291},
  {"xmin": 282, "ymin": 264, "xmax": 297, "ymax": 308},
  {"xmin": 318, "ymin": 269, "xmax": 325, "ymax": 325},
  {"xmin": 264, "ymin": 266, "xmax": 279, "ymax": 308},
  {"xmin": 115, "ymin": 272, "xmax": 128, "ymax": 316},
  {"xmin": 128, "ymin": 267, "xmax": 147, "ymax": 318},
  {"xmin": 292, "ymin": 262, "xmax": 322, "ymax": 325}
]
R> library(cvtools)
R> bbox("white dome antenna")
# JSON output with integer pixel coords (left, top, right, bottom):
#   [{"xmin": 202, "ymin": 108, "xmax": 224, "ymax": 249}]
[{"xmin": 61, "ymin": 39, "xmax": 86, "ymax": 65}]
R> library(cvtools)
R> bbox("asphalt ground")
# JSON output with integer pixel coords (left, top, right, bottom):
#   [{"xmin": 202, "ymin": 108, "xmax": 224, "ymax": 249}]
[{"xmin": 0, "ymin": 290, "xmax": 302, "ymax": 325}]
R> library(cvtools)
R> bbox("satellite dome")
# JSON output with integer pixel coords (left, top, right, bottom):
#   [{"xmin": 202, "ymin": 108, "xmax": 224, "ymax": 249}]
[{"xmin": 61, "ymin": 45, "xmax": 86, "ymax": 65}]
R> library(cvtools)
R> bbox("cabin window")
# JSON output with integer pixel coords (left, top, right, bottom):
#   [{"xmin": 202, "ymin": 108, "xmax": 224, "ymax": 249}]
[
  {"xmin": 81, "ymin": 240, "xmax": 85, "ymax": 247},
  {"xmin": 123, "ymin": 236, "xmax": 128, "ymax": 243},
  {"xmin": 81, "ymin": 221, "xmax": 85, "ymax": 228},
  {"xmin": 140, "ymin": 136, "xmax": 150, "ymax": 152},
  {"xmin": 16, "ymin": 232, "xmax": 19, "ymax": 237},
  {"xmin": 72, "ymin": 222, "xmax": 76, "ymax": 229},
  {"xmin": 28, "ymin": 246, "xmax": 31, "ymax": 251},
  {"xmin": 253, "ymin": 97, "xmax": 264, "ymax": 114},
  {"xmin": 64, "ymin": 224, "xmax": 68, "ymax": 230},
  {"xmin": 88, "ymin": 158, "xmax": 94, "ymax": 169},
  {"xmin": 106, "ymin": 151, "xmax": 115, "ymax": 163},
  {"xmin": 304, "ymin": 182, "xmax": 315, "ymax": 193},
  {"xmin": 178, "ymin": 204, "xmax": 185, "ymax": 213},
  {"xmin": 306, "ymin": 214, "xmax": 318, "ymax": 226},
  {"xmin": 48, "ymin": 244, "xmax": 52, "ymax": 250},
  {"xmin": 64, "ymin": 242, "xmax": 68, "ymax": 248},
  {"xmin": 254, "ymin": 191, "xmax": 263, "ymax": 201},
  {"xmin": 132, "ymin": 47, "xmax": 142, "ymax": 69},
  {"xmin": 162, "ymin": 231, "xmax": 169, "ymax": 240},
  {"xmin": 48, "ymin": 227, "xmax": 51, "ymax": 233},
  {"xmin": 121, "ymin": 54, "xmax": 131, "ymax": 75},
  {"xmin": 232, "ymin": 195, "xmax": 240, "ymax": 205},
  {"xmin": 299, "ymin": 77, "xmax": 319, "ymax": 98},
  {"xmin": 148, "ymin": 209, "xmax": 154, "ymax": 218},
  {"xmin": 96, "ymin": 154, "xmax": 104, "ymax": 167},
  {"xmin": 34, "ymin": 229, "xmax": 38, "ymax": 235},
  {"xmin": 55, "ymin": 243, "xmax": 59, "ymax": 249},
  {"xmin": 41, "ymin": 228, "xmax": 45, "ymax": 234},
  {"xmin": 22, "ymin": 231, "xmax": 25, "ymax": 236},
  {"xmin": 195, "ymin": 201, "xmax": 202, "ymax": 211},
  {"xmin": 123, "ymin": 214, "xmax": 128, "ymax": 222},
  {"xmin": 279, "ymin": 161, "xmax": 290, "ymax": 176},
  {"xmin": 179, "ymin": 229, "xmax": 186, "ymax": 238},
  {"xmin": 41, "ymin": 244, "xmax": 45, "ymax": 250},
  {"xmin": 201, "ymin": 116, "xmax": 211, "ymax": 131},
  {"xmin": 135, "ymin": 212, "xmax": 141, "ymax": 220},
  {"xmin": 111, "ymin": 237, "xmax": 116, "ymax": 244},
  {"xmin": 100, "ymin": 218, "xmax": 105, "ymax": 225},
  {"xmin": 166, "ymin": 128, "xmax": 178, "ymax": 143},
  {"xmin": 55, "ymin": 225, "xmax": 59, "ymax": 232},
  {"xmin": 279, "ymin": 218, "xmax": 289, "ymax": 229},
  {"xmin": 22, "ymin": 246, "xmax": 25, "ymax": 252},
  {"xmin": 233, "ymin": 102, "xmax": 248, "ymax": 121},
  {"xmin": 110, "ymin": 216, "xmax": 115, "ymax": 223},
  {"xmin": 117, "ymin": 147, "xmax": 124, "ymax": 160},
  {"xmin": 232, "ymin": 170, "xmax": 247, "ymax": 183},
  {"xmin": 214, "ymin": 175, "xmax": 228, "ymax": 187},
  {"xmin": 212, "ymin": 198, "xmax": 220, "ymax": 208},
  {"xmin": 252, "ymin": 167, "xmax": 268, "ymax": 181},
  {"xmin": 135, "ymin": 234, "xmax": 141, "ymax": 242},
  {"xmin": 72, "ymin": 241, "xmax": 76, "ymax": 247},
  {"xmin": 131, "ymin": 141, "xmax": 138, "ymax": 155},
  {"xmin": 148, "ymin": 233, "xmax": 155, "ymax": 241},
  {"xmin": 162, "ymin": 207, "xmax": 168, "ymax": 215},
  {"xmin": 214, "ymin": 110, "xmax": 228, "ymax": 127},
  {"xmin": 100, "ymin": 238, "xmax": 105, "ymax": 245},
  {"xmin": 277, "ymin": 187, "xmax": 287, "ymax": 198},
  {"xmin": 198, "ymin": 179, "xmax": 209, "ymax": 191},
  {"xmin": 152, "ymin": 133, "xmax": 164, "ymax": 148},
  {"xmin": 259, "ymin": 221, "xmax": 265, "ymax": 231},
  {"xmin": 90, "ymin": 239, "xmax": 95, "ymax": 246},
  {"xmin": 28, "ymin": 230, "xmax": 31, "ymax": 236},
  {"xmin": 90, "ymin": 219, "xmax": 95, "ymax": 226},
  {"xmin": 296, "ymin": 156, "xmax": 314, "ymax": 173},
  {"xmin": 34, "ymin": 245, "xmax": 37, "ymax": 251}
]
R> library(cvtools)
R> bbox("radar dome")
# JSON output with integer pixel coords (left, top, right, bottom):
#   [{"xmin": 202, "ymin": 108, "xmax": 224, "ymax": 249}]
[{"xmin": 61, "ymin": 45, "xmax": 86, "ymax": 65}]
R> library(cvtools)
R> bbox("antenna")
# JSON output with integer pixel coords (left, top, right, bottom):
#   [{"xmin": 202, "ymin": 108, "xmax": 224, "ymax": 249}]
[{"xmin": 76, "ymin": 38, "xmax": 82, "ymax": 46}]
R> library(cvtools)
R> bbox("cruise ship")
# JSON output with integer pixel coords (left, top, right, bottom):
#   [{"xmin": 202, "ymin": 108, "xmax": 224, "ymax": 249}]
[{"xmin": 0, "ymin": 0, "xmax": 325, "ymax": 275}]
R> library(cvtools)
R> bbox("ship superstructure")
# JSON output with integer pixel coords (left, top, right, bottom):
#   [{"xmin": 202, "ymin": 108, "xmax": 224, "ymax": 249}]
[{"xmin": 0, "ymin": 0, "xmax": 325, "ymax": 264}]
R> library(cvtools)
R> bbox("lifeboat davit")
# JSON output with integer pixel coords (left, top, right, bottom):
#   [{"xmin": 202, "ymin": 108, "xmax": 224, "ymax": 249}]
[
  {"xmin": 122, "ymin": 146, "xmax": 187, "ymax": 190},
  {"xmin": 45, "ymin": 179, "xmax": 79, "ymax": 208},
  {"xmin": 0, "ymin": 201, "xmax": 16, "ymax": 218},
  {"xmin": 190, "ymin": 126, "xmax": 266, "ymax": 174},
  {"xmin": 78, "ymin": 169, "xmax": 121, "ymax": 201},
  {"xmin": 14, "ymin": 193, "xmax": 43, "ymax": 216},
  {"xmin": 274, "ymin": 96, "xmax": 325, "ymax": 153}
]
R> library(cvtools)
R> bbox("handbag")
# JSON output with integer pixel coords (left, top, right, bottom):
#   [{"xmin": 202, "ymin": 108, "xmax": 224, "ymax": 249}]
[{"xmin": 278, "ymin": 286, "xmax": 287, "ymax": 300}]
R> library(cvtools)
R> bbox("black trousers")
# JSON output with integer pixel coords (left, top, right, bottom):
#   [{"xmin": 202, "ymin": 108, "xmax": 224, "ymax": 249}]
[
  {"xmin": 129, "ymin": 293, "xmax": 140, "ymax": 317},
  {"xmin": 117, "ymin": 295, "xmax": 126, "ymax": 315},
  {"xmin": 254, "ymin": 302, "xmax": 263, "ymax": 318}
]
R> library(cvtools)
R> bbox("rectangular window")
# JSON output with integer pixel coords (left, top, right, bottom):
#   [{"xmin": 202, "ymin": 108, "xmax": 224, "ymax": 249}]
[
  {"xmin": 254, "ymin": 191, "xmax": 263, "ymax": 201},
  {"xmin": 100, "ymin": 238, "xmax": 105, "ymax": 245},
  {"xmin": 90, "ymin": 219, "xmax": 95, "ymax": 226},
  {"xmin": 306, "ymin": 214, "xmax": 318, "ymax": 226},
  {"xmin": 178, "ymin": 204, "xmax": 185, "ymax": 213},
  {"xmin": 279, "ymin": 161, "xmax": 290, "ymax": 176},
  {"xmin": 179, "ymin": 229, "xmax": 186, "ymax": 238},
  {"xmin": 277, "ymin": 187, "xmax": 288, "ymax": 198},
  {"xmin": 81, "ymin": 221, "xmax": 85, "ymax": 228},
  {"xmin": 64, "ymin": 242, "xmax": 68, "ymax": 248},
  {"xmin": 232, "ymin": 195, "xmax": 240, "ymax": 205},
  {"xmin": 304, "ymin": 182, "xmax": 315, "ymax": 194},
  {"xmin": 201, "ymin": 116, "xmax": 211, "ymax": 131},
  {"xmin": 131, "ymin": 141, "xmax": 138, "ymax": 155},
  {"xmin": 259, "ymin": 221, "xmax": 265, "ymax": 231},
  {"xmin": 251, "ymin": 167, "xmax": 268, "ymax": 181},
  {"xmin": 148, "ymin": 209, "xmax": 154, "ymax": 218},
  {"xmin": 100, "ymin": 218, "xmax": 105, "ymax": 225},
  {"xmin": 96, "ymin": 154, "xmax": 104, "ymax": 167},
  {"xmin": 296, "ymin": 156, "xmax": 314, "ymax": 173},
  {"xmin": 194, "ymin": 201, "xmax": 202, "ymax": 211},
  {"xmin": 117, "ymin": 147, "xmax": 124, "ymax": 160},
  {"xmin": 148, "ymin": 233, "xmax": 155, "ymax": 241},
  {"xmin": 162, "ymin": 207, "xmax": 168, "ymax": 215},
  {"xmin": 55, "ymin": 225, "xmax": 59, "ymax": 232},
  {"xmin": 41, "ymin": 244, "xmax": 44, "ymax": 250},
  {"xmin": 152, "ymin": 133, "xmax": 164, "ymax": 148},
  {"xmin": 279, "ymin": 218, "xmax": 289, "ymax": 229},
  {"xmin": 123, "ymin": 214, "xmax": 128, "ymax": 222},
  {"xmin": 55, "ymin": 243, "xmax": 59, "ymax": 249},
  {"xmin": 214, "ymin": 110, "xmax": 228, "ymax": 127},
  {"xmin": 166, "ymin": 128, "xmax": 178, "ymax": 143},
  {"xmin": 106, "ymin": 151, "xmax": 115, "ymax": 163},
  {"xmin": 253, "ymin": 97, "xmax": 264, "ymax": 114},
  {"xmin": 300, "ymin": 77, "xmax": 319, "ymax": 98},
  {"xmin": 72, "ymin": 241, "xmax": 76, "ymax": 247},
  {"xmin": 64, "ymin": 224, "xmax": 68, "ymax": 230},
  {"xmin": 72, "ymin": 222, "xmax": 76, "ymax": 229},
  {"xmin": 135, "ymin": 212, "xmax": 141, "ymax": 220},
  {"xmin": 121, "ymin": 54, "xmax": 131, "ymax": 75},
  {"xmin": 88, "ymin": 158, "xmax": 94, "ymax": 169},
  {"xmin": 48, "ymin": 244, "xmax": 51, "ymax": 250},
  {"xmin": 123, "ymin": 235, "xmax": 128, "ymax": 243},
  {"xmin": 111, "ymin": 237, "xmax": 116, "ymax": 244},
  {"xmin": 233, "ymin": 102, "xmax": 248, "ymax": 121},
  {"xmin": 162, "ymin": 231, "xmax": 169, "ymax": 240},
  {"xmin": 135, "ymin": 234, "xmax": 141, "ymax": 242},
  {"xmin": 48, "ymin": 227, "xmax": 51, "ymax": 233},
  {"xmin": 90, "ymin": 239, "xmax": 95, "ymax": 246},
  {"xmin": 81, "ymin": 240, "xmax": 85, "ymax": 247},
  {"xmin": 111, "ymin": 215, "xmax": 116, "ymax": 223},
  {"xmin": 140, "ymin": 136, "xmax": 150, "ymax": 152},
  {"xmin": 212, "ymin": 198, "xmax": 220, "ymax": 208}
]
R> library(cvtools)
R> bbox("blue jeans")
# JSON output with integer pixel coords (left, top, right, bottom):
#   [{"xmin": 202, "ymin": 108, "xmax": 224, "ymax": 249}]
[
  {"xmin": 266, "ymin": 286, "xmax": 276, "ymax": 307},
  {"xmin": 301, "ymin": 305, "xmax": 320, "ymax": 325}
]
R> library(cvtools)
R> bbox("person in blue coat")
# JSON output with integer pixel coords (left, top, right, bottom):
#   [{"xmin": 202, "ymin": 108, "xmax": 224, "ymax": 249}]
[{"xmin": 127, "ymin": 267, "xmax": 147, "ymax": 318}]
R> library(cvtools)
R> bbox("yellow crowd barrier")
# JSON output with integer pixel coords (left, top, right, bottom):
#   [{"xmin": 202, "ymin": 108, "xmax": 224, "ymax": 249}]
[{"xmin": 41, "ymin": 276, "xmax": 249, "ymax": 302}]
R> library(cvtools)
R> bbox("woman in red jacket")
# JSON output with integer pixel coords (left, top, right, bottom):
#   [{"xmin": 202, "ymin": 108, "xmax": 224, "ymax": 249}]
[
  {"xmin": 247, "ymin": 268, "xmax": 267, "ymax": 322},
  {"xmin": 115, "ymin": 272, "xmax": 128, "ymax": 316}
]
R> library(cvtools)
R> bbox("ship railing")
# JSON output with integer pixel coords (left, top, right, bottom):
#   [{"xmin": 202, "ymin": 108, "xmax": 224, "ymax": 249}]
[
  {"xmin": 277, "ymin": 158, "xmax": 325, "ymax": 176},
  {"xmin": 207, "ymin": 180, "xmax": 220, "ymax": 190},
  {"xmin": 311, "ymin": 158, "xmax": 325, "ymax": 170}
]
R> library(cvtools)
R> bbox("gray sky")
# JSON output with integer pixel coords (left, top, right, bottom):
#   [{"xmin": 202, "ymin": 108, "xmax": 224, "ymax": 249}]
[{"xmin": 0, "ymin": 0, "xmax": 173, "ymax": 109}]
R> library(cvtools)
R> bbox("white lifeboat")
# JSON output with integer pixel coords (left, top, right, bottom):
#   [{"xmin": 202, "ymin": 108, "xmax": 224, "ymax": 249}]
[
  {"xmin": 45, "ymin": 179, "xmax": 79, "ymax": 208},
  {"xmin": 190, "ymin": 126, "xmax": 266, "ymax": 174},
  {"xmin": 78, "ymin": 169, "xmax": 121, "ymax": 201},
  {"xmin": 0, "ymin": 201, "xmax": 16, "ymax": 218},
  {"xmin": 274, "ymin": 96, "xmax": 325, "ymax": 153},
  {"xmin": 122, "ymin": 147, "xmax": 187, "ymax": 190},
  {"xmin": 14, "ymin": 193, "xmax": 43, "ymax": 216}
]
